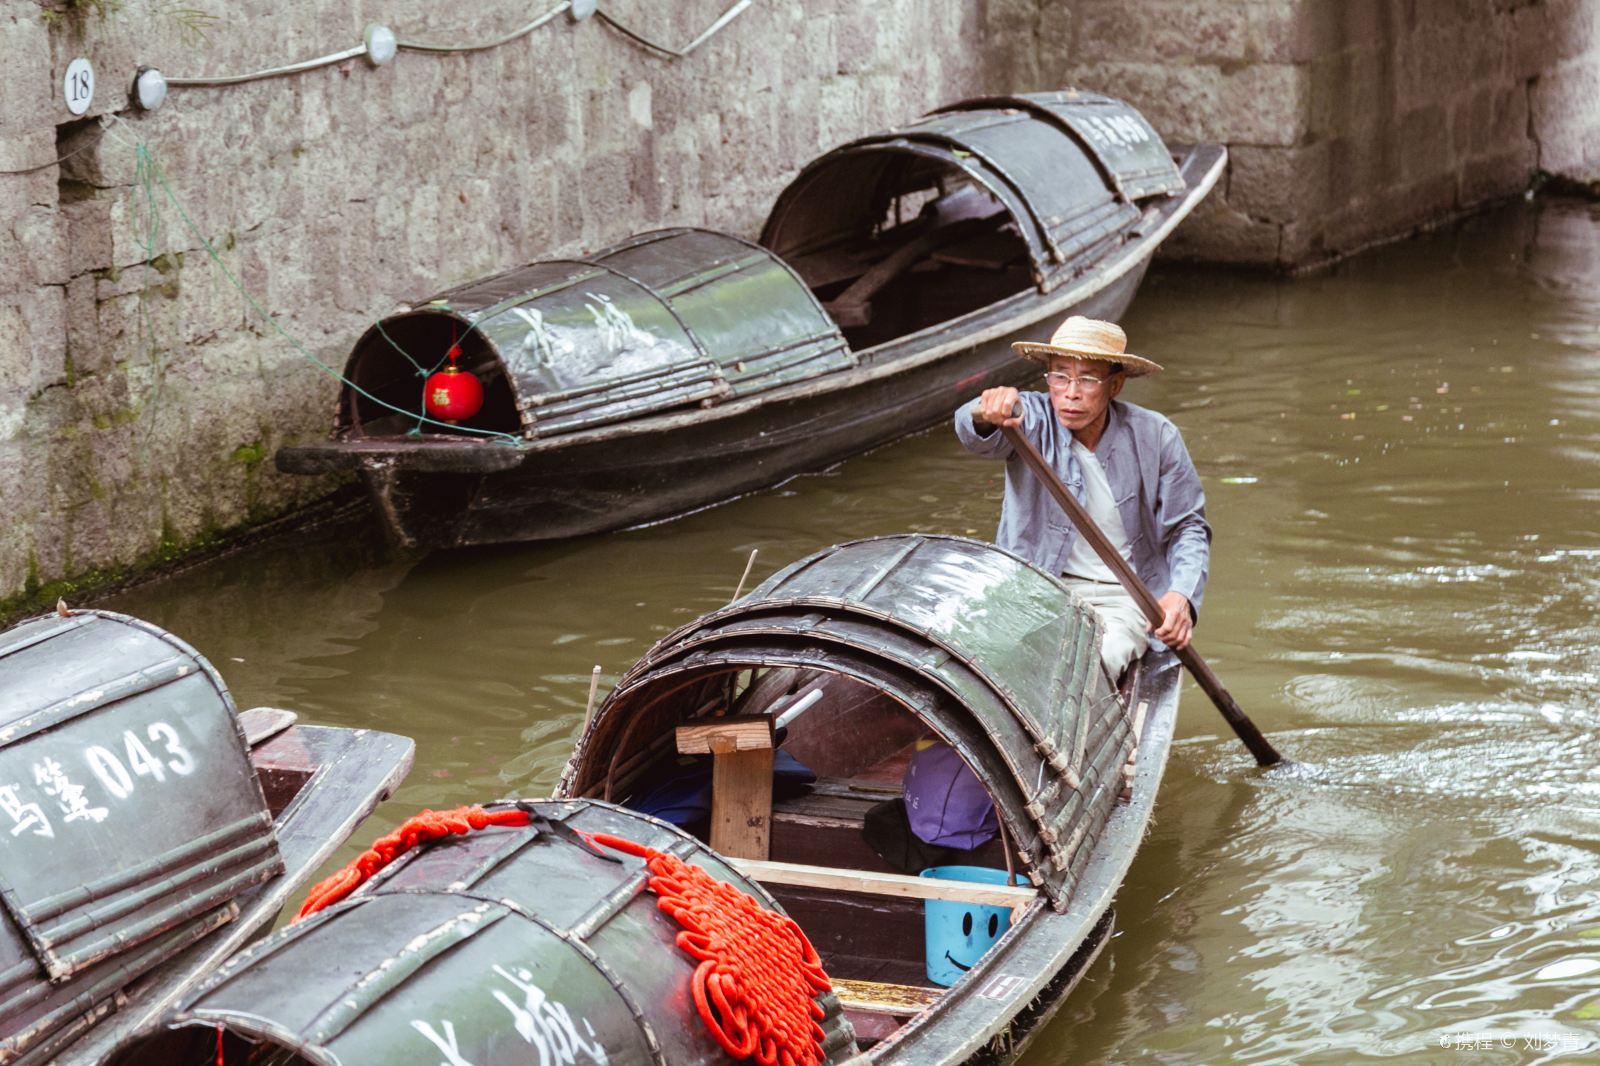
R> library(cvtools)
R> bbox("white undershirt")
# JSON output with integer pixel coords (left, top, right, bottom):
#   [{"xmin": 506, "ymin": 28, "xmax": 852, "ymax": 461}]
[{"xmin": 1060, "ymin": 437, "xmax": 1134, "ymax": 582}]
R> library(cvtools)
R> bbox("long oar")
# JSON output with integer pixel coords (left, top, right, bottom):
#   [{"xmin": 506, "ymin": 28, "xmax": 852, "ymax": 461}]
[{"xmin": 1000, "ymin": 421, "xmax": 1286, "ymax": 767}]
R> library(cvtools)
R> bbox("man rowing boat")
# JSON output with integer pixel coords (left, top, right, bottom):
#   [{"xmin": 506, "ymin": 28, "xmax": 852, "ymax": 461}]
[{"xmin": 954, "ymin": 316, "xmax": 1211, "ymax": 677}]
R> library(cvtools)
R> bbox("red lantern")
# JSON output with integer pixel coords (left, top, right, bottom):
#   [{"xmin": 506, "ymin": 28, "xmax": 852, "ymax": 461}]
[{"xmin": 423, "ymin": 345, "xmax": 483, "ymax": 424}]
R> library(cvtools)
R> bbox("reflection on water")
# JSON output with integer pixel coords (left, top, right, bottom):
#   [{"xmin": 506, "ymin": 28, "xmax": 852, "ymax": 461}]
[{"xmin": 105, "ymin": 200, "xmax": 1600, "ymax": 1062}]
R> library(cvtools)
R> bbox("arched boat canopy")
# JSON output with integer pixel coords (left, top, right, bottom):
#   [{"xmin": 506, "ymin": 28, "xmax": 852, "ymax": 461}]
[
  {"xmin": 560, "ymin": 535, "xmax": 1138, "ymax": 909},
  {"xmin": 104, "ymin": 799, "xmax": 858, "ymax": 1066},
  {"xmin": 760, "ymin": 90, "xmax": 1185, "ymax": 293},
  {"xmin": 338, "ymin": 228, "xmax": 851, "ymax": 439},
  {"xmin": 0, "ymin": 610, "xmax": 281, "ymax": 1060}
]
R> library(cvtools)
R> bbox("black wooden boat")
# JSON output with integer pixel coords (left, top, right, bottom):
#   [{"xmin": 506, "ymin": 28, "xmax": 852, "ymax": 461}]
[
  {"xmin": 0, "ymin": 610, "xmax": 413, "ymax": 1064},
  {"xmin": 109, "ymin": 535, "xmax": 1180, "ymax": 1064},
  {"xmin": 279, "ymin": 91, "xmax": 1225, "ymax": 548}
]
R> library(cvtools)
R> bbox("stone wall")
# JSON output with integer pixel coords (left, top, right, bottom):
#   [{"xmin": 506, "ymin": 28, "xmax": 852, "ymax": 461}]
[
  {"xmin": 1, "ymin": 0, "xmax": 1596, "ymax": 610},
  {"xmin": 1038, "ymin": 0, "xmax": 1600, "ymax": 266}
]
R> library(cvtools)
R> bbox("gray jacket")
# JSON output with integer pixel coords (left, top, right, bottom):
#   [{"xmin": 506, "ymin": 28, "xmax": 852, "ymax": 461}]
[{"xmin": 953, "ymin": 392, "xmax": 1212, "ymax": 615}]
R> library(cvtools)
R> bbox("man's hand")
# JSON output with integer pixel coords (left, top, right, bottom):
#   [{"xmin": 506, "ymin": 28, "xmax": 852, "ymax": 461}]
[
  {"xmin": 1149, "ymin": 591, "xmax": 1194, "ymax": 649},
  {"xmin": 974, "ymin": 387, "xmax": 1023, "ymax": 429}
]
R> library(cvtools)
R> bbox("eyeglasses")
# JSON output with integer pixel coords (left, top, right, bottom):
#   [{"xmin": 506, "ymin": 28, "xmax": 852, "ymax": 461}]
[{"xmin": 1043, "ymin": 371, "xmax": 1118, "ymax": 391}]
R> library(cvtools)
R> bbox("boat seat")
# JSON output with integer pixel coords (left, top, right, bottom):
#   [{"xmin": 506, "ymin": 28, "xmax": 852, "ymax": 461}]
[
  {"xmin": 825, "ymin": 217, "xmax": 990, "ymax": 328},
  {"xmin": 770, "ymin": 776, "xmax": 1009, "ymax": 872},
  {"xmin": 832, "ymin": 977, "xmax": 941, "ymax": 1017},
  {"xmin": 788, "ymin": 245, "xmax": 878, "ymax": 290},
  {"xmin": 929, "ymin": 227, "xmax": 1027, "ymax": 271}
]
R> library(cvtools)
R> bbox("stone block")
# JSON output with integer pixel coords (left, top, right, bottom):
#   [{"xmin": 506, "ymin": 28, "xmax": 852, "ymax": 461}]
[
  {"xmin": 0, "ymin": 7, "xmax": 55, "ymax": 135},
  {"xmin": 1532, "ymin": 54, "xmax": 1600, "ymax": 184},
  {"xmin": 1312, "ymin": 170, "xmax": 1459, "ymax": 257},
  {"xmin": 23, "ymin": 285, "xmax": 66, "ymax": 396},
  {"xmin": 1305, "ymin": 46, "xmax": 1401, "ymax": 142},
  {"xmin": 1294, "ymin": 0, "xmax": 1393, "ymax": 57},
  {"xmin": 1158, "ymin": 191, "xmax": 1281, "ymax": 265},
  {"xmin": 0, "ymin": 440, "xmax": 33, "ymax": 596},
  {"xmin": 62, "ymin": 195, "xmax": 114, "ymax": 278},
  {"xmin": 1228, "ymin": 142, "xmax": 1333, "ymax": 225},
  {"xmin": 1066, "ymin": 59, "xmax": 1308, "ymax": 146},
  {"xmin": 0, "ymin": 298, "xmax": 32, "ymax": 404},
  {"xmin": 981, "ymin": 0, "xmax": 1044, "ymax": 87},
  {"xmin": 835, "ymin": 9, "xmax": 882, "ymax": 76},
  {"xmin": 63, "ymin": 274, "xmax": 101, "ymax": 377},
  {"xmin": 1511, "ymin": 0, "xmax": 1599, "ymax": 77},
  {"xmin": 1320, "ymin": 130, "xmax": 1403, "ymax": 209},
  {"xmin": 1400, "ymin": 18, "xmax": 1510, "ymax": 108},
  {"xmin": 1073, "ymin": 1, "xmax": 1300, "ymax": 66},
  {"xmin": 1458, "ymin": 143, "xmax": 1536, "ymax": 205},
  {"xmin": 1399, "ymin": 103, "xmax": 1453, "ymax": 183}
]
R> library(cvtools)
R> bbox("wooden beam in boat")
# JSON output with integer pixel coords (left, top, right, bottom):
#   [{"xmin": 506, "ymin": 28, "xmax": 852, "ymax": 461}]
[
  {"xmin": 675, "ymin": 714, "xmax": 774, "ymax": 754},
  {"xmin": 832, "ymin": 977, "xmax": 942, "ymax": 1017},
  {"xmin": 727, "ymin": 858, "xmax": 1038, "ymax": 915},
  {"xmin": 678, "ymin": 715, "xmax": 775, "ymax": 860}
]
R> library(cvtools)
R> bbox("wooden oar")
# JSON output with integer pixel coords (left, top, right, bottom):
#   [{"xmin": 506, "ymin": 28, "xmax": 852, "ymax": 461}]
[{"xmin": 999, "ymin": 421, "xmax": 1286, "ymax": 767}]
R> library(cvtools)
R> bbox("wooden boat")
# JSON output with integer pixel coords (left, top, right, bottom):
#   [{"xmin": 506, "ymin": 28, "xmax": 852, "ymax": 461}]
[
  {"xmin": 109, "ymin": 535, "xmax": 1179, "ymax": 1064},
  {"xmin": 278, "ymin": 91, "xmax": 1226, "ymax": 549},
  {"xmin": 0, "ymin": 610, "xmax": 413, "ymax": 1064}
]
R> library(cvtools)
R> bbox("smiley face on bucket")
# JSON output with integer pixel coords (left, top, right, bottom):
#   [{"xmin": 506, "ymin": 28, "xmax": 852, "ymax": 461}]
[{"xmin": 942, "ymin": 904, "xmax": 1009, "ymax": 974}]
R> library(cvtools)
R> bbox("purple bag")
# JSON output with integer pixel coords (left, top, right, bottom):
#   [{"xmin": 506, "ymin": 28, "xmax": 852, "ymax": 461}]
[{"xmin": 903, "ymin": 741, "xmax": 998, "ymax": 850}]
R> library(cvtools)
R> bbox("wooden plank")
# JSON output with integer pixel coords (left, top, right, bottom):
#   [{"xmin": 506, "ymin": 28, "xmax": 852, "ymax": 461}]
[
  {"xmin": 832, "ymin": 977, "xmax": 941, "ymax": 1016},
  {"xmin": 675, "ymin": 714, "xmax": 773, "ymax": 755},
  {"xmin": 728, "ymin": 858, "xmax": 1037, "ymax": 914},
  {"xmin": 238, "ymin": 706, "xmax": 298, "ymax": 747},
  {"xmin": 711, "ymin": 746, "xmax": 774, "ymax": 860}
]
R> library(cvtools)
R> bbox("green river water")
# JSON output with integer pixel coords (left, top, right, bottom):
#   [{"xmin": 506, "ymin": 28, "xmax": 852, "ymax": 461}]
[{"xmin": 105, "ymin": 199, "xmax": 1600, "ymax": 1064}]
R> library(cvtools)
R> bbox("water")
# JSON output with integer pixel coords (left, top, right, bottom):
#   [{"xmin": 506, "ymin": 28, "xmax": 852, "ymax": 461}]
[{"xmin": 104, "ymin": 199, "xmax": 1600, "ymax": 1062}]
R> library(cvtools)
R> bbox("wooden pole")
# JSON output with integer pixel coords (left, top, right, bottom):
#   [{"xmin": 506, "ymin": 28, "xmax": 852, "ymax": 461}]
[
  {"xmin": 582, "ymin": 664, "xmax": 603, "ymax": 734},
  {"xmin": 999, "ymin": 422, "xmax": 1285, "ymax": 768},
  {"xmin": 732, "ymin": 548, "xmax": 759, "ymax": 601},
  {"xmin": 677, "ymin": 715, "xmax": 775, "ymax": 860}
]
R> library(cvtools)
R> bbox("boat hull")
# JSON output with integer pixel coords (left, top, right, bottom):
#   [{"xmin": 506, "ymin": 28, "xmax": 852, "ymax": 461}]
[{"xmin": 333, "ymin": 262, "xmax": 1147, "ymax": 549}]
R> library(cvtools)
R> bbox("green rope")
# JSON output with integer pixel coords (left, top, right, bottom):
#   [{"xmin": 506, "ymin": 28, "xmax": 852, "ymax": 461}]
[
  {"xmin": 370, "ymin": 316, "xmax": 461, "ymax": 435},
  {"xmin": 114, "ymin": 126, "xmax": 521, "ymax": 446}
]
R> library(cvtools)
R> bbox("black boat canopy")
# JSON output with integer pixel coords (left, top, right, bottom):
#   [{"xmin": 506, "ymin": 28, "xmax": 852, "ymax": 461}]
[
  {"xmin": 339, "ymin": 227, "xmax": 851, "ymax": 439},
  {"xmin": 106, "ymin": 798, "xmax": 859, "ymax": 1066},
  {"xmin": 0, "ymin": 611, "xmax": 282, "ymax": 1061},
  {"xmin": 761, "ymin": 90, "xmax": 1185, "ymax": 293},
  {"xmin": 559, "ymin": 535, "xmax": 1137, "ymax": 910}
]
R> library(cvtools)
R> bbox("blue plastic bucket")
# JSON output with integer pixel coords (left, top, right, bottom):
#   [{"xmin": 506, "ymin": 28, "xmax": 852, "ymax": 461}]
[{"xmin": 920, "ymin": 865, "xmax": 1015, "ymax": 986}]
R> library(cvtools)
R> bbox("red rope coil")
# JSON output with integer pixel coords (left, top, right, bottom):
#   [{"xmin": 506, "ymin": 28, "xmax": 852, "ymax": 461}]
[{"xmin": 587, "ymin": 832, "xmax": 833, "ymax": 1066}]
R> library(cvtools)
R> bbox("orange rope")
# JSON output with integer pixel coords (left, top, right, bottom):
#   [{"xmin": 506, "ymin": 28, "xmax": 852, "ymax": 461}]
[
  {"xmin": 587, "ymin": 832, "xmax": 833, "ymax": 1066},
  {"xmin": 295, "ymin": 805, "xmax": 530, "ymax": 920}
]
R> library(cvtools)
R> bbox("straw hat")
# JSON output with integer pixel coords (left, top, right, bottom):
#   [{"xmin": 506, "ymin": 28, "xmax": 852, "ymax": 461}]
[{"xmin": 1011, "ymin": 316, "xmax": 1163, "ymax": 377}]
